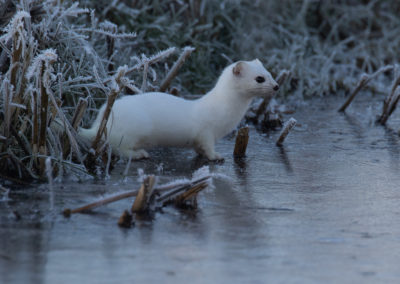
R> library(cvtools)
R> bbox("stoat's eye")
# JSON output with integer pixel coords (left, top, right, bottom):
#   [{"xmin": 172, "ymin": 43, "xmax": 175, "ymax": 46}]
[{"xmin": 255, "ymin": 76, "xmax": 265, "ymax": 83}]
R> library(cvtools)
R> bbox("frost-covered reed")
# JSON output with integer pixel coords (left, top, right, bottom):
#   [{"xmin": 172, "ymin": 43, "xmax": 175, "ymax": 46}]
[
  {"xmin": 0, "ymin": 0, "xmax": 192, "ymax": 182},
  {"xmin": 1, "ymin": 0, "xmax": 400, "ymax": 183}
]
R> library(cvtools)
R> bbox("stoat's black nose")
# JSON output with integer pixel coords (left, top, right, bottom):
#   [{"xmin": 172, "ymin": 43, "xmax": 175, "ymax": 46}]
[{"xmin": 273, "ymin": 84, "xmax": 279, "ymax": 91}]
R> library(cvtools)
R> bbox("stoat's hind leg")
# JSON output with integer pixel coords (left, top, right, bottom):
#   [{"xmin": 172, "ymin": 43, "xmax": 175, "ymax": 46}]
[{"xmin": 120, "ymin": 149, "xmax": 150, "ymax": 160}]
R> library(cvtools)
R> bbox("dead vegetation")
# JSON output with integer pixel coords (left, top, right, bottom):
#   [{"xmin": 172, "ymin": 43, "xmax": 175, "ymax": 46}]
[
  {"xmin": 0, "ymin": 1, "xmax": 196, "ymax": 183},
  {"xmin": 338, "ymin": 65, "xmax": 400, "ymax": 126},
  {"xmin": 63, "ymin": 173, "xmax": 211, "ymax": 228},
  {"xmin": 1, "ymin": 0, "xmax": 400, "ymax": 185}
]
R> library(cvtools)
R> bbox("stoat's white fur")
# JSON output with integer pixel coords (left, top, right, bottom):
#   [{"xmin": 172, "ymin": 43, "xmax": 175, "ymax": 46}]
[{"xmin": 80, "ymin": 59, "xmax": 278, "ymax": 160}]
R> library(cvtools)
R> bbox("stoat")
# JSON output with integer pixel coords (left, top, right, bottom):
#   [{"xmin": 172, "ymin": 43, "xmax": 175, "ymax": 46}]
[{"xmin": 80, "ymin": 59, "xmax": 279, "ymax": 160}]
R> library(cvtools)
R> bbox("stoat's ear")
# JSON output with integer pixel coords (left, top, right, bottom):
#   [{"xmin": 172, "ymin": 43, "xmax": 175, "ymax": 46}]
[{"xmin": 233, "ymin": 61, "xmax": 244, "ymax": 77}]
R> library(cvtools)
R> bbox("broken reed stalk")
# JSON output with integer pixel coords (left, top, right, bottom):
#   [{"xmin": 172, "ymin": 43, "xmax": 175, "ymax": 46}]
[
  {"xmin": 378, "ymin": 87, "xmax": 400, "ymax": 125},
  {"xmin": 383, "ymin": 73, "xmax": 400, "ymax": 113},
  {"xmin": 276, "ymin": 117, "xmax": 297, "ymax": 146},
  {"xmin": 118, "ymin": 210, "xmax": 133, "ymax": 228},
  {"xmin": 155, "ymin": 176, "xmax": 210, "ymax": 204},
  {"xmin": 173, "ymin": 182, "xmax": 207, "ymax": 207},
  {"xmin": 63, "ymin": 175, "xmax": 211, "ymax": 216},
  {"xmin": 141, "ymin": 61, "xmax": 149, "ymax": 92},
  {"xmin": 131, "ymin": 175, "xmax": 156, "ymax": 213},
  {"xmin": 63, "ymin": 190, "xmax": 140, "ymax": 217},
  {"xmin": 159, "ymin": 46, "xmax": 195, "ymax": 92},
  {"xmin": 233, "ymin": 126, "xmax": 249, "ymax": 158},
  {"xmin": 90, "ymin": 88, "xmax": 118, "ymax": 154},
  {"xmin": 71, "ymin": 97, "xmax": 88, "ymax": 130},
  {"xmin": 338, "ymin": 65, "xmax": 393, "ymax": 112},
  {"xmin": 255, "ymin": 70, "xmax": 290, "ymax": 119},
  {"xmin": 377, "ymin": 71, "xmax": 400, "ymax": 125},
  {"xmin": 89, "ymin": 66, "xmax": 127, "ymax": 157}
]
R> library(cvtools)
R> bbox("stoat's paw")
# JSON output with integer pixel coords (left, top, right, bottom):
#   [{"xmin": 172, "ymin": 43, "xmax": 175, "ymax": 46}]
[
  {"xmin": 207, "ymin": 152, "xmax": 224, "ymax": 162},
  {"xmin": 134, "ymin": 149, "xmax": 150, "ymax": 160},
  {"xmin": 123, "ymin": 149, "xmax": 150, "ymax": 160}
]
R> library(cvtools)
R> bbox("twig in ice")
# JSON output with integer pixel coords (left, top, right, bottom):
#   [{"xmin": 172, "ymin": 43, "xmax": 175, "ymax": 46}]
[
  {"xmin": 338, "ymin": 65, "xmax": 393, "ymax": 112},
  {"xmin": 377, "ymin": 86, "xmax": 400, "ymax": 125},
  {"xmin": 233, "ymin": 126, "xmax": 249, "ymax": 158},
  {"xmin": 131, "ymin": 175, "xmax": 156, "ymax": 213},
  {"xmin": 62, "ymin": 175, "xmax": 211, "ymax": 216},
  {"xmin": 276, "ymin": 118, "xmax": 297, "ymax": 146},
  {"xmin": 377, "ymin": 69, "xmax": 400, "ymax": 125}
]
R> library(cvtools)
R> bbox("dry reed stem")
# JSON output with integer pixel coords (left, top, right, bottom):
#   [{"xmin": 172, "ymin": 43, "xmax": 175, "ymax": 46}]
[
  {"xmin": 378, "ymin": 86, "xmax": 400, "ymax": 125},
  {"xmin": 118, "ymin": 210, "xmax": 133, "ymax": 228},
  {"xmin": 385, "ymin": 73, "xmax": 400, "ymax": 111},
  {"xmin": 233, "ymin": 126, "xmax": 249, "ymax": 158},
  {"xmin": 103, "ymin": 47, "xmax": 177, "ymax": 85},
  {"xmin": 63, "ymin": 176, "xmax": 211, "ymax": 216},
  {"xmin": 159, "ymin": 46, "xmax": 194, "ymax": 92},
  {"xmin": 47, "ymin": 90, "xmax": 82, "ymax": 161},
  {"xmin": 2, "ymin": 79, "xmax": 11, "ymax": 140},
  {"xmin": 378, "ymin": 71, "xmax": 400, "ymax": 124},
  {"xmin": 141, "ymin": 61, "xmax": 149, "ymax": 91},
  {"xmin": 131, "ymin": 175, "xmax": 156, "ymax": 213},
  {"xmin": 338, "ymin": 65, "xmax": 393, "ymax": 112},
  {"xmin": 276, "ymin": 117, "xmax": 297, "ymax": 146},
  {"xmin": 63, "ymin": 190, "xmax": 140, "ymax": 216},
  {"xmin": 71, "ymin": 97, "xmax": 88, "ymax": 130},
  {"xmin": 90, "ymin": 88, "xmax": 119, "ymax": 154},
  {"xmin": 10, "ymin": 124, "xmax": 30, "ymax": 157},
  {"xmin": 173, "ymin": 182, "xmax": 207, "ymax": 207},
  {"xmin": 155, "ymin": 176, "xmax": 210, "ymax": 204}
]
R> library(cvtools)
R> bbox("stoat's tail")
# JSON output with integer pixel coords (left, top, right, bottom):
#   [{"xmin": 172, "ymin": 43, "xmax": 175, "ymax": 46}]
[{"xmin": 78, "ymin": 126, "xmax": 98, "ymax": 141}]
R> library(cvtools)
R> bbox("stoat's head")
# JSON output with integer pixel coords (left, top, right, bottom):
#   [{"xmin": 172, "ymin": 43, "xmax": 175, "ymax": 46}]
[{"xmin": 229, "ymin": 59, "xmax": 279, "ymax": 99}]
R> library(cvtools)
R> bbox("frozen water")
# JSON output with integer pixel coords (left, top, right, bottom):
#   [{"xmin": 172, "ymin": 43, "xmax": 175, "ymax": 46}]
[{"xmin": 1, "ymin": 95, "xmax": 400, "ymax": 284}]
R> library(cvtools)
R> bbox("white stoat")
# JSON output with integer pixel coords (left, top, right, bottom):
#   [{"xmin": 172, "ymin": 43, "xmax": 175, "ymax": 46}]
[{"xmin": 80, "ymin": 59, "xmax": 279, "ymax": 160}]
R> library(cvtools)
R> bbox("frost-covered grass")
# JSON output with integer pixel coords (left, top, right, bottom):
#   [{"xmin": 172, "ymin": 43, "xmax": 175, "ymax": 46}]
[
  {"xmin": 86, "ymin": 0, "xmax": 400, "ymax": 97},
  {"xmin": 235, "ymin": 1, "xmax": 400, "ymax": 98},
  {"xmin": 1, "ymin": 0, "xmax": 400, "ymax": 183},
  {"xmin": 0, "ymin": 0, "xmax": 194, "ymax": 182}
]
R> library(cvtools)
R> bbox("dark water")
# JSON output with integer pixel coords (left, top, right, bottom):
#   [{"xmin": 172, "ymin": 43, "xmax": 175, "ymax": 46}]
[{"xmin": 1, "ymin": 96, "xmax": 400, "ymax": 284}]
